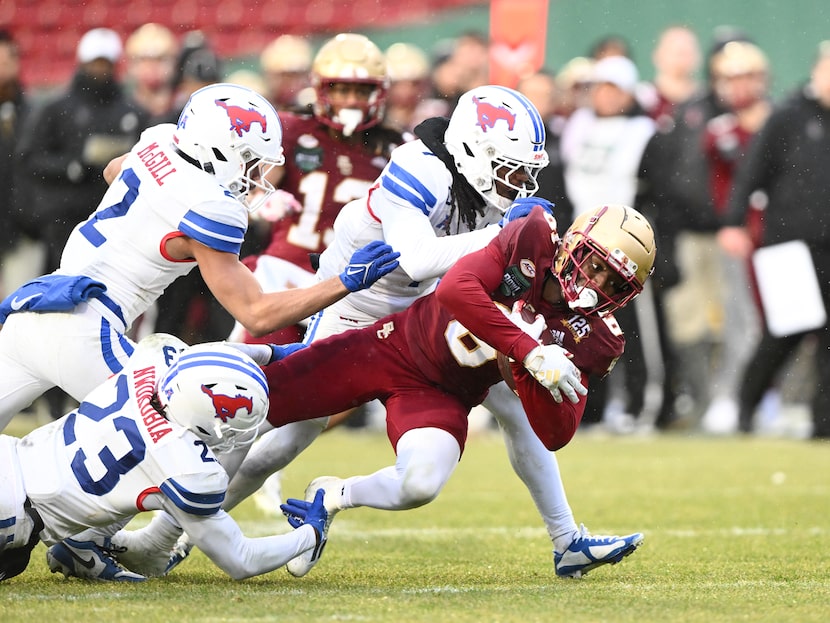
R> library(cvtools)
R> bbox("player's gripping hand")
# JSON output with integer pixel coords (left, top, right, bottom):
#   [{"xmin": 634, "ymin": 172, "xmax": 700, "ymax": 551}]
[
  {"xmin": 499, "ymin": 197, "xmax": 556, "ymax": 228},
  {"xmin": 340, "ymin": 240, "xmax": 401, "ymax": 292},
  {"xmin": 504, "ymin": 301, "xmax": 546, "ymax": 340},
  {"xmin": 268, "ymin": 342, "xmax": 307, "ymax": 363},
  {"xmin": 281, "ymin": 489, "xmax": 328, "ymax": 543},
  {"xmin": 523, "ymin": 344, "xmax": 587, "ymax": 404}
]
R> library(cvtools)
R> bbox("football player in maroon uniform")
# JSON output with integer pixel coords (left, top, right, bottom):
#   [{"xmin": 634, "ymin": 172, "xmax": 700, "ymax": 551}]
[
  {"xmin": 231, "ymin": 33, "xmax": 408, "ymax": 346},
  {"xmin": 262, "ymin": 203, "xmax": 656, "ymax": 578}
]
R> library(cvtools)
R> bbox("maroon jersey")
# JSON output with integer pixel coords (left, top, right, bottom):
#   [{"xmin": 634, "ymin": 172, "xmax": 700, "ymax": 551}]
[
  {"xmin": 264, "ymin": 208, "xmax": 625, "ymax": 452},
  {"xmin": 257, "ymin": 113, "xmax": 405, "ymax": 267}
]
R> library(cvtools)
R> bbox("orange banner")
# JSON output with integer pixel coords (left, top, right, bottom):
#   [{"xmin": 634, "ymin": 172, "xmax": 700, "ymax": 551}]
[{"xmin": 489, "ymin": 0, "xmax": 550, "ymax": 88}]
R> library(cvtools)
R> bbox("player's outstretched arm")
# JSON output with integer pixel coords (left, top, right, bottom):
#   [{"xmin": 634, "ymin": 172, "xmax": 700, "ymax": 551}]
[
  {"xmin": 171, "ymin": 506, "xmax": 319, "ymax": 580},
  {"xmin": 193, "ymin": 239, "xmax": 399, "ymax": 337}
]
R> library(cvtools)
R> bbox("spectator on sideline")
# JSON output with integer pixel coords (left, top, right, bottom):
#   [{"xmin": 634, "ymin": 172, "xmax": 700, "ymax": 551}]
[
  {"xmin": 0, "ymin": 29, "xmax": 35, "ymax": 298},
  {"xmin": 639, "ymin": 25, "xmax": 703, "ymax": 128},
  {"xmin": 124, "ymin": 23, "xmax": 178, "ymax": 118},
  {"xmin": 719, "ymin": 41, "xmax": 830, "ymax": 439},
  {"xmin": 384, "ymin": 42, "xmax": 431, "ymax": 133}
]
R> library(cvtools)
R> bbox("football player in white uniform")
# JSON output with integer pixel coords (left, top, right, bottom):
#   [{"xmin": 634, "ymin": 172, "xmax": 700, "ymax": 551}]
[
  {"xmin": 0, "ymin": 335, "xmax": 328, "ymax": 582},
  {"xmin": 0, "ymin": 82, "xmax": 400, "ymax": 433}
]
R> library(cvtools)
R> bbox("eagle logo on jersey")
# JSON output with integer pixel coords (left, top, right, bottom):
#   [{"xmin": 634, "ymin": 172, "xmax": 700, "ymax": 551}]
[
  {"xmin": 472, "ymin": 96, "xmax": 516, "ymax": 132},
  {"xmin": 214, "ymin": 99, "xmax": 268, "ymax": 137},
  {"xmin": 201, "ymin": 385, "xmax": 254, "ymax": 422}
]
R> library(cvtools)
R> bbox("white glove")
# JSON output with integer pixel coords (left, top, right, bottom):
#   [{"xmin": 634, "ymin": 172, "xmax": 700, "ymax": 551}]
[
  {"xmin": 503, "ymin": 301, "xmax": 546, "ymax": 341},
  {"xmin": 254, "ymin": 189, "xmax": 303, "ymax": 222},
  {"xmin": 523, "ymin": 344, "xmax": 588, "ymax": 404}
]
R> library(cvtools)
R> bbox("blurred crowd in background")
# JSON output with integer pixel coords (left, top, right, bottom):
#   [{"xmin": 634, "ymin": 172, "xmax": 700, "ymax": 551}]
[{"xmin": 1, "ymin": 19, "xmax": 829, "ymax": 441}]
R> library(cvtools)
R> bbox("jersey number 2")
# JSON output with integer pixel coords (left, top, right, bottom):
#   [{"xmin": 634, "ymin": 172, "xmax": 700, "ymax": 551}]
[{"xmin": 79, "ymin": 168, "xmax": 141, "ymax": 247}]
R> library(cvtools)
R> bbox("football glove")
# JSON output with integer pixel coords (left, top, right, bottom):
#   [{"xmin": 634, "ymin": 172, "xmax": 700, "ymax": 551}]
[
  {"xmin": 499, "ymin": 197, "xmax": 556, "ymax": 228},
  {"xmin": 281, "ymin": 489, "xmax": 328, "ymax": 544},
  {"xmin": 268, "ymin": 342, "xmax": 307, "ymax": 363},
  {"xmin": 523, "ymin": 344, "xmax": 587, "ymax": 404},
  {"xmin": 340, "ymin": 241, "xmax": 401, "ymax": 292}
]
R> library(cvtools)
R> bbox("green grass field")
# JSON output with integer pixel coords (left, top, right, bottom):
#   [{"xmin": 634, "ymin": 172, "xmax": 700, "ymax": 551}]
[{"xmin": 1, "ymin": 421, "xmax": 829, "ymax": 623}]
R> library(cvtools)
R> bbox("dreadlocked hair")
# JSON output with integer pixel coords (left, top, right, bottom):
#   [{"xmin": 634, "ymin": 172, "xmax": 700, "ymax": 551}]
[{"xmin": 414, "ymin": 117, "xmax": 486, "ymax": 233}]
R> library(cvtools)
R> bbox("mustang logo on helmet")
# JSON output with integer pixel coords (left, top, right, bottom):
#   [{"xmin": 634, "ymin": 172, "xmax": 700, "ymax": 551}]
[
  {"xmin": 472, "ymin": 95, "xmax": 516, "ymax": 132},
  {"xmin": 201, "ymin": 385, "xmax": 254, "ymax": 422},
  {"xmin": 214, "ymin": 99, "xmax": 268, "ymax": 137}
]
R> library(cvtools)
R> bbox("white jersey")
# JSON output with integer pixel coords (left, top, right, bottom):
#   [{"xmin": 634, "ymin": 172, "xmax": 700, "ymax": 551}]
[
  {"xmin": 15, "ymin": 334, "xmax": 218, "ymax": 545},
  {"xmin": 58, "ymin": 124, "xmax": 249, "ymax": 330},
  {"xmin": 10, "ymin": 334, "xmax": 317, "ymax": 579},
  {"xmin": 560, "ymin": 107, "xmax": 656, "ymax": 218},
  {"xmin": 315, "ymin": 139, "xmax": 503, "ymax": 326}
]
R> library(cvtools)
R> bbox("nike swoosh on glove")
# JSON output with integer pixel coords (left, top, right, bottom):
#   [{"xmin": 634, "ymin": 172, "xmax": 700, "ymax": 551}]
[
  {"xmin": 269, "ymin": 342, "xmax": 307, "ymax": 363},
  {"xmin": 339, "ymin": 240, "xmax": 401, "ymax": 292}
]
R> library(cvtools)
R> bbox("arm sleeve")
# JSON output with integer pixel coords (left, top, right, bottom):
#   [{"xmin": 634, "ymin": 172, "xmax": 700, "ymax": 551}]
[
  {"xmin": 164, "ymin": 504, "xmax": 318, "ymax": 580},
  {"xmin": 508, "ymin": 360, "xmax": 586, "ymax": 450},
  {"xmin": 370, "ymin": 149, "xmax": 500, "ymax": 282},
  {"xmin": 378, "ymin": 202, "xmax": 501, "ymax": 282}
]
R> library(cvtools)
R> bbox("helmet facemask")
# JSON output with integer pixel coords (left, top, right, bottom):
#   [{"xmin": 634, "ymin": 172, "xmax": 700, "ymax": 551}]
[
  {"xmin": 311, "ymin": 33, "xmax": 389, "ymax": 137},
  {"xmin": 487, "ymin": 152, "xmax": 546, "ymax": 210},
  {"xmin": 554, "ymin": 205, "xmax": 656, "ymax": 315},
  {"xmin": 228, "ymin": 150, "xmax": 282, "ymax": 213},
  {"xmin": 313, "ymin": 79, "xmax": 388, "ymax": 137},
  {"xmin": 557, "ymin": 239, "xmax": 641, "ymax": 315}
]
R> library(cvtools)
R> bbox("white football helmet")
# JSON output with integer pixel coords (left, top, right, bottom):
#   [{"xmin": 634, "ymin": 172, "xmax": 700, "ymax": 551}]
[
  {"xmin": 173, "ymin": 83, "xmax": 285, "ymax": 212},
  {"xmin": 444, "ymin": 85, "xmax": 549, "ymax": 211},
  {"xmin": 157, "ymin": 343, "xmax": 270, "ymax": 454}
]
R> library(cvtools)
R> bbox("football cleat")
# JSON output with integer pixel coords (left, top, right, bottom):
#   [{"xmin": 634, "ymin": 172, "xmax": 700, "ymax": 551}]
[
  {"xmin": 554, "ymin": 524, "xmax": 644, "ymax": 578},
  {"xmin": 285, "ymin": 476, "xmax": 344, "ymax": 578},
  {"xmin": 46, "ymin": 538, "xmax": 146, "ymax": 582},
  {"xmin": 163, "ymin": 535, "xmax": 193, "ymax": 576}
]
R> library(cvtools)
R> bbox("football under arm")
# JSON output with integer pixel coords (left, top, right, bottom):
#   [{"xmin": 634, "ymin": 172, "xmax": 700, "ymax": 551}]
[{"xmin": 167, "ymin": 506, "xmax": 318, "ymax": 580}]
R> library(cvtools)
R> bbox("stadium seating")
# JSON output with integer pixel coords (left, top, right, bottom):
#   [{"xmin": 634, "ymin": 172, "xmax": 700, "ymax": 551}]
[{"xmin": 3, "ymin": 0, "xmax": 483, "ymax": 90}]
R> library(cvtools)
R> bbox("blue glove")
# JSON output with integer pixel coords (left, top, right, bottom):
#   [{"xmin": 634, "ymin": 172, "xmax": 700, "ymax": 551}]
[
  {"xmin": 280, "ymin": 489, "xmax": 328, "ymax": 541},
  {"xmin": 499, "ymin": 197, "xmax": 555, "ymax": 227},
  {"xmin": 268, "ymin": 342, "xmax": 307, "ymax": 364},
  {"xmin": 339, "ymin": 240, "xmax": 401, "ymax": 292}
]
